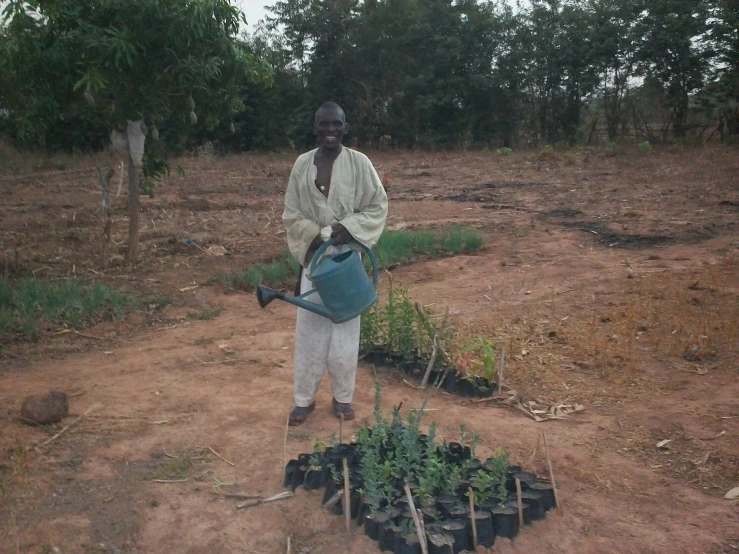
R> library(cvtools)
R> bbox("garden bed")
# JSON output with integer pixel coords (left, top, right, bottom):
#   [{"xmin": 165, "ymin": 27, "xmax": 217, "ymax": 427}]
[
  {"xmin": 361, "ymin": 288, "xmax": 497, "ymax": 399},
  {"xmin": 284, "ymin": 385, "xmax": 555, "ymax": 553}
]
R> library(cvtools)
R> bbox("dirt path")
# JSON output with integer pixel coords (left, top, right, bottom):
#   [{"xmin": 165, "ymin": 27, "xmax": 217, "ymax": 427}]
[{"xmin": 1, "ymin": 146, "xmax": 737, "ymax": 553}]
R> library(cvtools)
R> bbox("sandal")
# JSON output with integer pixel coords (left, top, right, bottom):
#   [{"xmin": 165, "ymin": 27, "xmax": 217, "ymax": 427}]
[
  {"xmin": 332, "ymin": 398, "xmax": 355, "ymax": 421},
  {"xmin": 288, "ymin": 402, "xmax": 315, "ymax": 426}
]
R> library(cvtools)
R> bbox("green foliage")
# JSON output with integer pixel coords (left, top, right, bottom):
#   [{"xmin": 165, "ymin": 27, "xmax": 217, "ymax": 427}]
[
  {"xmin": 563, "ymin": 152, "xmax": 577, "ymax": 166},
  {"xmin": 605, "ymin": 141, "xmax": 617, "ymax": 155},
  {"xmin": 469, "ymin": 470, "xmax": 496, "ymax": 505},
  {"xmin": 486, "ymin": 447, "xmax": 510, "ymax": 507},
  {"xmin": 497, "ymin": 147, "xmax": 513, "ymax": 156},
  {"xmin": 0, "ymin": 0, "xmax": 270, "ymax": 153},
  {"xmin": 638, "ymin": 141, "xmax": 653, "ymax": 155},
  {"xmin": 460, "ymin": 337, "xmax": 498, "ymax": 381},
  {"xmin": 187, "ymin": 306, "xmax": 223, "ymax": 321},
  {"xmin": 539, "ymin": 144, "xmax": 555, "ymax": 159},
  {"xmin": 0, "ymin": 278, "xmax": 130, "ymax": 339}
]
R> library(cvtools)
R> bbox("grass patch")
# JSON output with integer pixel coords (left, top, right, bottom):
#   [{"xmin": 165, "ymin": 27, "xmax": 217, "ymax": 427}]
[
  {"xmin": 0, "ymin": 278, "xmax": 131, "ymax": 339},
  {"xmin": 187, "ymin": 306, "xmax": 223, "ymax": 321},
  {"xmin": 146, "ymin": 451, "xmax": 193, "ymax": 481},
  {"xmin": 210, "ymin": 226, "xmax": 484, "ymax": 291},
  {"xmin": 194, "ymin": 335, "xmax": 214, "ymax": 346}
]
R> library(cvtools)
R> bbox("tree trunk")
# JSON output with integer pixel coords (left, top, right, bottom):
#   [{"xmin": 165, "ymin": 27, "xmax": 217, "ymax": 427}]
[
  {"xmin": 125, "ymin": 152, "xmax": 139, "ymax": 265},
  {"xmin": 96, "ymin": 166, "xmax": 115, "ymax": 267}
]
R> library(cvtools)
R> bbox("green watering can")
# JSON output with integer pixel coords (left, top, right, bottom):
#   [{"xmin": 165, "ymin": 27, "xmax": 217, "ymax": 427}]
[{"xmin": 256, "ymin": 238, "xmax": 379, "ymax": 324}]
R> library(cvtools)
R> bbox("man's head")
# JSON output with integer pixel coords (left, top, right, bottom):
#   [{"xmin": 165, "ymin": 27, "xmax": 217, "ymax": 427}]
[{"xmin": 314, "ymin": 102, "xmax": 347, "ymax": 151}]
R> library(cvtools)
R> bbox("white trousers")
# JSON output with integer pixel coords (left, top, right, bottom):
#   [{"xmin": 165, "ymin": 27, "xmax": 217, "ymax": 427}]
[{"xmin": 293, "ymin": 268, "xmax": 360, "ymax": 407}]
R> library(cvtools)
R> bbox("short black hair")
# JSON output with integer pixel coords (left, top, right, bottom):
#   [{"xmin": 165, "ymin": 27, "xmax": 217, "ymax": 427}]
[{"xmin": 315, "ymin": 101, "xmax": 346, "ymax": 124}]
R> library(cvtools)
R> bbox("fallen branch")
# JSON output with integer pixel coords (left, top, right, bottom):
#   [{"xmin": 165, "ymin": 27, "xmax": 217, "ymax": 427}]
[
  {"xmin": 36, "ymin": 403, "xmax": 100, "ymax": 449},
  {"xmin": 209, "ymin": 446, "xmax": 235, "ymax": 467},
  {"xmin": 237, "ymin": 490, "xmax": 293, "ymax": 510}
]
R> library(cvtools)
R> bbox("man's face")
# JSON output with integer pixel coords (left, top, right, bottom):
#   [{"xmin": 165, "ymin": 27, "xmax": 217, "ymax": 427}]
[{"xmin": 314, "ymin": 108, "xmax": 347, "ymax": 150}]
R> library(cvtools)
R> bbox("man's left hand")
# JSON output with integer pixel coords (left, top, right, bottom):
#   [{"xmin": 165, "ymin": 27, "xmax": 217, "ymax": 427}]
[{"xmin": 331, "ymin": 224, "xmax": 352, "ymax": 245}]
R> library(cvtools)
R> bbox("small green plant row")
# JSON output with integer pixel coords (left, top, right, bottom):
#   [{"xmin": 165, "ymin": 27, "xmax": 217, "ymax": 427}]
[
  {"xmin": 0, "ymin": 277, "xmax": 131, "ymax": 338},
  {"xmin": 361, "ymin": 286, "xmax": 501, "ymax": 384},
  {"xmin": 210, "ymin": 226, "xmax": 484, "ymax": 291}
]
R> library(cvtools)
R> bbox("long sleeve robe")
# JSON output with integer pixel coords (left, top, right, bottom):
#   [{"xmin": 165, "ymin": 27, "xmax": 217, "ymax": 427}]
[{"xmin": 281, "ymin": 147, "xmax": 388, "ymax": 407}]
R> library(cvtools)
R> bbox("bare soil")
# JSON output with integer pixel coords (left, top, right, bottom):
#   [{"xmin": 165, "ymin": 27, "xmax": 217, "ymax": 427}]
[{"xmin": 1, "ymin": 145, "xmax": 738, "ymax": 554}]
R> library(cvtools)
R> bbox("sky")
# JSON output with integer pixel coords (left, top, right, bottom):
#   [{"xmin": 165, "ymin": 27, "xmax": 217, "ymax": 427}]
[{"xmin": 238, "ymin": 0, "xmax": 273, "ymax": 30}]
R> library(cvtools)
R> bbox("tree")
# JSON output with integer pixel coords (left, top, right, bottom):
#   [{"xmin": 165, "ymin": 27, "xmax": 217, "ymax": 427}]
[
  {"xmin": 636, "ymin": 0, "xmax": 710, "ymax": 138},
  {"xmin": 0, "ymin": 0, "xmax": 271, "ymax": 263}
]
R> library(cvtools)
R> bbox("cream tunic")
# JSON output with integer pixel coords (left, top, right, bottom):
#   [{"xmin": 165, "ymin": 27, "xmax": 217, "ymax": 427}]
[{"xmin": 282, "ymin": 147, "xmax": 388, "ymax": 407}]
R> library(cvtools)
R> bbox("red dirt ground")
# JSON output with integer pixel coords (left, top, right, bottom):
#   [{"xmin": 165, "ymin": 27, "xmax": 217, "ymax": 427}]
[{"xmin": 1, "ymin": 144, "xmax": 737, "ymax": 554}]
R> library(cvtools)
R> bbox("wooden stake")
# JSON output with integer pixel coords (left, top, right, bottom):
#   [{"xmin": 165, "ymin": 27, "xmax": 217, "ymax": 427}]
[
  {"xmin": 542, "ymin": 432, "xmax": 561, "ymax": 510},
  {"xmin": 468, "ymin": 487, "xmax": 478, "ymax": 551},
  {"xmin": 404, "ymin": 485, "xmax": 428, "ymax": 554},
  {"xmin": 497, "ymin": 344, "xmax": 505, "ymax": 394},
  {"xmin": 322, "ymin": 488, "xmax": 344, "ymax": 510},
  {"xmin": 342, "ymin": 458, "xmax": 351, "ymax": 533},
  {"xmin": 420, "ymin": 334, "xmax": 440, "ymax": 388},
  {"xmin": 515, "ymin": 478, "xmax": 524, "ymax": 527},
  {"xmin": 286, "ymin": 536, "xmax": 291, "ymax": 554}
]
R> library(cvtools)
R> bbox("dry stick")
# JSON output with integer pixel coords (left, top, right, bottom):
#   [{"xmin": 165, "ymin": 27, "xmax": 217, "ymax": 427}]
[
  {"xmin": 542, "ymin": 432, "xmax": 561, "ymax": 510},
  {"xmin": 322, "ymin": 489, "xmax": 344, "ymax": 510},
  {"xmin": 497, "ymin": 344, "xmax": 505, "ymax": 394},
  {"xmin": 468, "ymin": 487, "xmax": 478, "ymax": 551},
  {"xmin": 209, "ymin": 446, "xmax": 235, "ymax": 467},
  {"xmin": 287, "ymin": 536, "xmax": 291, "ymax": 554},
  {"xmin": 36, "ymin": 403, "xmax": 100, "ymax": 449},
  {"xmin": 237, "ymin": 490, "xmax": 293, "ymax": 510},
  {"xmin": 151, "ymin": 478, "xmax": 189, "ymax": 483},
  {"xmin": 419, "ymin": 335, "xmax": 440, "ymax": 388},
  {"xmin": 515, "ymin": 478, "xmax": 524, "ymax": 528},
  {"xmin": 404, "ymin": 485, "xmax": 429, "ymax": 554},
  {"xmin": 282, "ymin": 412, "xmax": 290, "ymax": 478},
  {"xmin": 342, "ymin": 458, "xmax": 352, "ymax": 533}
]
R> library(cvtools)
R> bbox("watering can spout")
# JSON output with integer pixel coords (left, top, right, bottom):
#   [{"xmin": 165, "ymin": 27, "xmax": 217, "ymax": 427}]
[{"xmin": 256, "ymin": 285, "xmax": 333, "ymax": 320}]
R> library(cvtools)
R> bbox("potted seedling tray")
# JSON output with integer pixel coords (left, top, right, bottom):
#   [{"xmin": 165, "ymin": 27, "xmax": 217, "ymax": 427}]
[{"xmin": 284, "ymin": 384, "xmax": 554, "ymax": 553}]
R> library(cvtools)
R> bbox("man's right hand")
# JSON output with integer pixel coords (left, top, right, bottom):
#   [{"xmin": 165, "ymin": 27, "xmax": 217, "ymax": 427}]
[{"xmin": 308, "ymin": 235, "xmax": 323, "ymax": 252}]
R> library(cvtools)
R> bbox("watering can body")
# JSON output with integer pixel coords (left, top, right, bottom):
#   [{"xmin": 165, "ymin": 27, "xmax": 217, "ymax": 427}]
[{"xmin": 256, "ymin": 238, "xmax": 379, "ymax": 324}]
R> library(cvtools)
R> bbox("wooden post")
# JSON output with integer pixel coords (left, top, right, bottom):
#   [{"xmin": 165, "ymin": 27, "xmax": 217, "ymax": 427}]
[
  {"xmin": 420, "ymin": 335, "xmax": 440, "ymax": 388},
  {"xmin": 96, "ymin": 166, "xmax": 115, "ymax": 267},
  {"xmin": 515, "ymin": 478, "xmax": 524, "ymax": 527},
  {"xmin": 342, "ymin": 458, "xmax": 351, "ymax": 533},
  {"xmin": 542, "ymin": 432, "xmax": 561, "ymax": 510},
  {"xmin": 125, "ymin": 152, "xmax": 140, "ymax": 265},
  {"xmin": 468, "ymin": 487, "xmax": 478, "ymax": 551},
  {"xmin": 404, "ymin": 485, "xmax": 428, "ymax": 554}
]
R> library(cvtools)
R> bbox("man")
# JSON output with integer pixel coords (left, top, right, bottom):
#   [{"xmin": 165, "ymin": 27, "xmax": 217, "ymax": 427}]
[{"xmin": 282, "ymin": 102, "xmax": 388, "ymax": 426}]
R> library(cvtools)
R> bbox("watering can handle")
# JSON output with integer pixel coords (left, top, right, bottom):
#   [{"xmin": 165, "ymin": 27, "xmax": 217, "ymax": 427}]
[{"xmin": 310, "ymin": 237, "xmax": 379, "ymax": 290}]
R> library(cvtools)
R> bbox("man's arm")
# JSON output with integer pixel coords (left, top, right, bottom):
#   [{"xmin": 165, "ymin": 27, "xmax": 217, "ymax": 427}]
[
  {"xmin": 282, "ymin": 157, "xmax": 323, "ymax": 266},
  {"xmin": 334, "ymin": 154, "xmax": 388, "ymax": 248}
]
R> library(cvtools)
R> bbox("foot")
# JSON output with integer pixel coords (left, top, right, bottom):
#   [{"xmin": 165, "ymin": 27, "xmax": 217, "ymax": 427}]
[
  {"xmin": 332, "ymin": 398, "xmax": 355, "ymax": 421},
  {"xmin": 288, "ymin": 402, "xmax": 315, "ymax": 426}
]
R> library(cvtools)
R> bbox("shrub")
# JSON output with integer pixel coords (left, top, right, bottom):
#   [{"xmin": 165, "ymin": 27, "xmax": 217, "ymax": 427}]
[
  {"xmin": 563, "ymin": 152, "xmax": 577, "ymax": 166},
  {"xmin": 638, "ymin": 141, "xmax": 652, "ymax": 155},
  {"xmin": 497, "ymin": 147, "xmax": 512, "ymax": 156}
]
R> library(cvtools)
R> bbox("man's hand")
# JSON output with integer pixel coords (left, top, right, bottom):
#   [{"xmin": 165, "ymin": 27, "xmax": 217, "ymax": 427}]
[
  {"xmin": 308, "ymin": 235, "xmax": 324, "ymax": 252},
  {"xmin": 331, "ymin": 224, "xmax": 352, "ymax": 245}
]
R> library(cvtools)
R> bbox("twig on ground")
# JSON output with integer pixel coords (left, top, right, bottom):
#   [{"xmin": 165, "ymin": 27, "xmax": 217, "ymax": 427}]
[
  {"xmin": 162, "ymin": 447, "xmax": 176, "ymax": 459},
  {"xmin": 151, "ymin": 478, "xmax": 190, "ymax": 483},
  {"xmin": 215, "ymin": 492, "xmax": 260, "ymax": 500},
  {"xmin": 237, "ymin": 490, "xmax": 293, "ymax": 510},
  {"xmin": 54, "ymin": 329, "xmax": 106, "ymax": 341},
  {"xmin": 36, "ymin": 403, "xmax": 100, "ymax": 449},
  {"xmin": 209, "ymin": 446, "xmax": 235, "ymax": 467}
]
